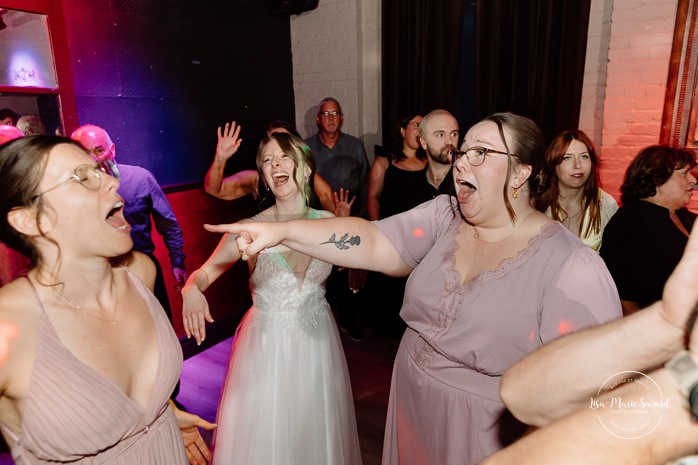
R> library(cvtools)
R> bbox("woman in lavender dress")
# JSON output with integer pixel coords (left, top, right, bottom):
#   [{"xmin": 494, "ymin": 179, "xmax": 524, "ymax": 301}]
[{"xmin": 204, "ymin": 113, "xmax": 622, "ymax": 465}]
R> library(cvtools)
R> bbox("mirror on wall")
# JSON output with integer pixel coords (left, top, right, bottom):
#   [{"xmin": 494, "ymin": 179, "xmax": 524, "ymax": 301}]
[
  {"xmin": 0, "ymin": 91, "xmax": 63, "ymax": 135},
  {"xmin": 0, "ymin": 8, "xmax": 57, "ymax": 88},
  {"xmin": 0, "ymin": 6, "xmax": 68, "ymax": 135}
]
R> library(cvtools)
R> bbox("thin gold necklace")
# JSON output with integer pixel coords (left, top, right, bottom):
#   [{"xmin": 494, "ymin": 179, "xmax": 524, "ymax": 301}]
[
  {"xmin": 473, "ymin": 210, "xmax": 538, "ymax": 243},
  {"xmin": 60, "ymin": 287, "xmax": 119, "ymax": 326}
]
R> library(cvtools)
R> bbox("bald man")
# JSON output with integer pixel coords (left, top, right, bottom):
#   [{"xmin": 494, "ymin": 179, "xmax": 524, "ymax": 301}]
[{"xmin": 71, "ymin": 125, "xmax": 188, "ymax": 322}]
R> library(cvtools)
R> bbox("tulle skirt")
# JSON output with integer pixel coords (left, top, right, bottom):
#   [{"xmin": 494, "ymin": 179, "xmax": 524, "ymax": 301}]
[{"xmin": 211, "ymin": 304, "xmax": 362, "ymax": 465}]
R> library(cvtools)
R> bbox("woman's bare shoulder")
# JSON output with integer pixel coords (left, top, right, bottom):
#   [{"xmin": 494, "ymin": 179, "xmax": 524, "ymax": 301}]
[
  {"xmin": 0, "ymin": 278, "xmax": 42, "ymax": 321},
  {"xmin": 313, "ymin": 208, "xmax": 334, "ymax": 219},
  {"xmin": 0, "ymin": 279, "xmax": 42, "ymax": 379},
  {"xmin": 117, "ymin": 251, "xmax": 156, "ymax": 290}
]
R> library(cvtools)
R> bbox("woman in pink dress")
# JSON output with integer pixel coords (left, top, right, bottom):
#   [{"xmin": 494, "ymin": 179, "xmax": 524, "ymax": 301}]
[
  {"xmin": 0, "ymin": 136, "xmax": 214, "ymax": 464},
  {"xmin": 202, "ymin": 113, "xmax": 622, "ymax": 465}
]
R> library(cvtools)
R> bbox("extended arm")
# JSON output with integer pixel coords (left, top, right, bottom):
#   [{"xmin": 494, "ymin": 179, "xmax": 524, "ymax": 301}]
[
  {"xmin": 367, "ymin": 156, "xmax": 388, "ymax": 221},
  {"xmin": 501, "ymin": 223, "xmax": 698, "ymax": 427},
  {"xmin": 501, "ymin": 308, "xmax": 683, "ymax": 426},
  {"xmin": 208, "ymin": 216, "xmax": 411, "ymax": 277},
  {"xmin": 483, "ymin": 368, "xmax": 698, "ymax": 465}
]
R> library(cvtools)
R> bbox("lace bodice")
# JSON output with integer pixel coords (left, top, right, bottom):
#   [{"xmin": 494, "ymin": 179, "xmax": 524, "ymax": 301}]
[{"xmin": 247, "ymin": 248, "xmax": 332, "ymax": 331}]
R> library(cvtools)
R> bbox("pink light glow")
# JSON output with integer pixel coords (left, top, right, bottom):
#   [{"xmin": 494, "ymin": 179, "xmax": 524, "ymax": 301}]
[
  {"xmin": 558, "ymin": 320, "xmax": 574, "ymax": 336},
  {"xmin": 0, "ymin": 323, "xmax": 18, "ymax": 364}
]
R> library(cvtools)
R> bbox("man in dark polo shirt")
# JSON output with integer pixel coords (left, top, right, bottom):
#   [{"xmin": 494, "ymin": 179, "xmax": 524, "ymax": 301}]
[{"xmin": 305, "ymin": 98, "xmax": 370, "ymax": 340}]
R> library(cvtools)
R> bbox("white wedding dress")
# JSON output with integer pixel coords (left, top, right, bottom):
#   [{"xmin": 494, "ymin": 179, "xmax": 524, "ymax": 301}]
[{"xmin": 212, "ymin": 218, "xmax": 362, "ymax": 465}]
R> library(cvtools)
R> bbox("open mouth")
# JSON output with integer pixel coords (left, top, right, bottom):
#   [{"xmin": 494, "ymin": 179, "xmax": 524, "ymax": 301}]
[
  {"xmin": 106, "ymin": 201, "xmax": 130, "ymax": 231},
  {"xmin": 456, "ymin": 179, "xmax": 477, "ymax": 202},
  {"xmin": 272, "ymin": 171, "xmax": 290, "ymax": 186}
]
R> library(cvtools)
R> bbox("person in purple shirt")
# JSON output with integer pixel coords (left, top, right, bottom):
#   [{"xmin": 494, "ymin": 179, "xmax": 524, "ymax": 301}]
[{"xmin": 71, "ymin": 125, "xmax": 188, "ymax": 322}]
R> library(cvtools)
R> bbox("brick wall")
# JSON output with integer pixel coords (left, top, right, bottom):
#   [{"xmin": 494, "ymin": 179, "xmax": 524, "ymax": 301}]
[
  {"xmin": 580, "ymin": 0, "xmax": 680, "ymax": 204},
  {"xmin": 290, "ymin": 0, "xmax": 381, "ymax": 162}
]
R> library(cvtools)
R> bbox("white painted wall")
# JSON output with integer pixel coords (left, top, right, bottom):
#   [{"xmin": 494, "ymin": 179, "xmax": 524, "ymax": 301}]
[{"xmin": 290, "ymin": 0, "xmax": 381, "ymax": 162}]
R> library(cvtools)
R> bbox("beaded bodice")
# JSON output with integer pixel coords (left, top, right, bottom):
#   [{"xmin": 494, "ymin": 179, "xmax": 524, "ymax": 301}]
[{"xmin": 247, "ymin": 248, "xmax": 332, "ymax": 331}]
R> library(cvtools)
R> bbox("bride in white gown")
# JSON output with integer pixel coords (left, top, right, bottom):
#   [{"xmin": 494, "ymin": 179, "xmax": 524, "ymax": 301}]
[{"xmin": 181, "ymin": 132, "xmax": 362, "ymax": 465}]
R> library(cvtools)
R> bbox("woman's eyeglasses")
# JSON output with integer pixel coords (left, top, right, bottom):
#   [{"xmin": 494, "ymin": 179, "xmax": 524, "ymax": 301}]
[
  {"xmin": 32, "ymin": 164, "xmax": 102, "ymax": 199},
  {"xmin": 448, "ymin": 147, "xmax": 513, "ymax": 166}
]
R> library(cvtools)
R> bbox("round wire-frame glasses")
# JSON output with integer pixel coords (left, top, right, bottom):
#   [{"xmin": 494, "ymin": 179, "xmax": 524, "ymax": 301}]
[{"xmin": 32, "ymin": 164, "xmax": 102, "ymax": 200}]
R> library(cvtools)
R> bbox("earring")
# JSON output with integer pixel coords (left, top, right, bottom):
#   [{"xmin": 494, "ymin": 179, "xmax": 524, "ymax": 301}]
[{"xmin": 512, "ymin": 186, "xmax": 520, "ymax": 199}]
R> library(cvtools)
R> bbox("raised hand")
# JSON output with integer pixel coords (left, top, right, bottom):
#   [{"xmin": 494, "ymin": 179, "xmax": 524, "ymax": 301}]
[
  {"xmin": 215, "ymin": 121, "xmax": 243, "ymax": 163},
  {"xmin": 333, "ymin": 188, "xmax": 356, "ymax": 217}
]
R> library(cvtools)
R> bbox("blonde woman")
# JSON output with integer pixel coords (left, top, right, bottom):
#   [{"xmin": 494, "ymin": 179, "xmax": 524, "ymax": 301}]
[{"xmin": 182, "ymin": 132, "xmax": 361, "ymax": 465}]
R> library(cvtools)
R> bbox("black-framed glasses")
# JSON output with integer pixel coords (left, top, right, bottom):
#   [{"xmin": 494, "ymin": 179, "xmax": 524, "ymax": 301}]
[
  {"xmin": 449, "ymin": 146, "xmax": 513, "ymax": 166},
  {"xmin": 319, "ymin": 111, "xmax": 342, "ymax": 117},
  {"xmin": 33, "ymin": 164, "xmax": 102, "ymax": 199}
]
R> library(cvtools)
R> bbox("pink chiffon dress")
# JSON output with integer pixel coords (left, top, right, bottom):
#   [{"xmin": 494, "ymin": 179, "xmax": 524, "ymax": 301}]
[{"xmin": 0, "ymin": 271, "xmax": 188, "ymax": 464}]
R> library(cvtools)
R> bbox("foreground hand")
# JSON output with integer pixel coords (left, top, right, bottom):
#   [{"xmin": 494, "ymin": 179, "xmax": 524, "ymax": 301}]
[
  {"xmin": 663, "ymin": 224, "xmax": 698, "ymax": 349},
  {"xmin": 333, "ymin": 188, "xmax": 356, "ymax": 217},
  {"xmin": 181, "ymin": 284, "xmax": 213, "ymax": 345},
  {"xmin": 170, "ymin": 401, "xmax": 217, "ymax": 465},
  {"xmin": 216, "ymin": 121, "xmax": 243, "ymax": 163},
  {"xmin": 205, "ymin": 222, "xmax": 284, "ymax": 261},
  {"xmin": 662, "ymin": 223, "xmax": 698, "ymax": 329}
]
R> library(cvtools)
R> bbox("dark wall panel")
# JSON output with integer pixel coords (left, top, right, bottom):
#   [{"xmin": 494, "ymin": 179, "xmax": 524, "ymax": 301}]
[{"xmin": 63, "ymin": 0, "xmax": 296, "ymax": 185}]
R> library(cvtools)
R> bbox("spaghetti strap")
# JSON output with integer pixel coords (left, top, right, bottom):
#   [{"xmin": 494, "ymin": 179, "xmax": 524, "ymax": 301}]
[{"xmin": 0, "ymin": 418, "xmax": 18, "ymax": 443}]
